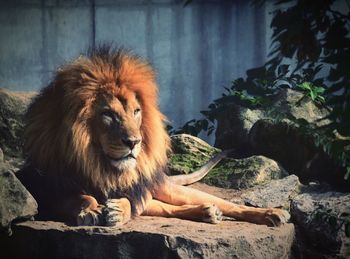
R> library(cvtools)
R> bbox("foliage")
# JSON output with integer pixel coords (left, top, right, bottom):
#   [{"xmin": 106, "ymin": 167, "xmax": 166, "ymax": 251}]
[
  {"xmin": 267, "ymin": 0, "xmax": 350, "ymax": 136},
  {"xmin": 297, "ymin": 82, "xmax": 325, "ymax": 103},
  {"xmin": 173, "ymin": 0, "xmax": 350, "ymax": 179},
  {"xmin": 312, "ymin": 205, "xmax": 350, "ymax": 238}
]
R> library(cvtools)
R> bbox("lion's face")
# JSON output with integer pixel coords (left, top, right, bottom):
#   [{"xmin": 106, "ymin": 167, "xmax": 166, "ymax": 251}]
[
  {"xmin": 25, "ymin": 47, "xmax": 171, "ymax": 191},
  {"xmin": 92, "ymin": 87, "xmax": 143, "ymax": 172}
]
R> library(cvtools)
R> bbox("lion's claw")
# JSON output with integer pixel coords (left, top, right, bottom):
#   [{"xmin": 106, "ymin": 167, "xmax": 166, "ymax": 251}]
[
  {"xmin": 77, "ymin": 206, "xmax": 104, "ymax": 226},
  {"xmin": 103, "ymin": 199, "xmax": 130, "ymax": 226},
  {"xmin": 264, "ymin": 209, "xmax": 290, "ymax": 227},
  {"xmin": 202, "ymin": 204, "xmax": 222, "ymax": 224}
]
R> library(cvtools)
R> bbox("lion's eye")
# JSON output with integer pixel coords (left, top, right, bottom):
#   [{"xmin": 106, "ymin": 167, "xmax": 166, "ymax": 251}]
[
  {"xmin": 101, "ymin": 110, "xmax": 120, "ymax": 125},
  {"xmin": 134, "ymin": 108, "xmax": 141, "ymax": 116}
]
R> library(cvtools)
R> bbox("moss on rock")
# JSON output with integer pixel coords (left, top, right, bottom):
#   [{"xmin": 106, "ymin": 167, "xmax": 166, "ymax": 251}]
[
  {"xmin": 168, "ymin": 134, "xmax": 220, "ymax": 175},
  {"xmin": 203, "ymin": 156, "xmax": 287, "ymax": 189},
  {"xmin": 169, "ymin": 134, "xmax": 287, "ymax": 189}
]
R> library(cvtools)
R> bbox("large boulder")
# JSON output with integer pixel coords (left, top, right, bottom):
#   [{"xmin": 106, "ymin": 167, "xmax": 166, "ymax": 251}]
[
  {"xmin": 0, "ymin": 88, "xmax": 35, "ymax": 166},
  {"xmin": 168, "ymin": 134, "xmax": 220, "ymax": 175},
  {"xmin": 214, "ymin": 88, "xmax": 340, "ymax": 186},
  {"xmin": 249, "ymin": 119, "xmax": 345, "ymax": 187},
  {"xmin": 271, "ymin": 88, "xmax": 329, "ymax": 126},
  {"xmin": 291, "ymin": 192, "xmax": 350, "ymax": 258},
  {"xmin": 0, "ymin": 166, "xmax": 37, "ymax": 235},
  {"xmin": 215, "ymin": 88, "xmax": 329, "ymax": 151},
  {"xmin": 202, "ymin": 155, "xmax": 288, "ymax": 189},
  {"xmin": 214, "ymin": 104, "xmax": 265, "ymax": 155},
  {"xmin": 169, "ymin": 134, "xmax": 287, "ymax": 189},
  {"xmin": 1, "ymin": 218, "xmax": 295, "ymax": 259},
  {"xmin": 249, "ymin": 119, "xmax": 316, "ymax": 177},
  {"xmin": 241, "ymin": 174, "xmax": 302, "ymax": 210}
]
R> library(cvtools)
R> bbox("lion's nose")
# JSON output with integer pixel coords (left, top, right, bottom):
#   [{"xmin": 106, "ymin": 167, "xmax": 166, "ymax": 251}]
[{"xmin": 122, "ymin": 137, "xmax": 141, "ymax": 149}]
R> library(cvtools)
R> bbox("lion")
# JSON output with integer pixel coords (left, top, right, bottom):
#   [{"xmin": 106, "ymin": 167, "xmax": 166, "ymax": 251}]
[{"xmin": 17, "ymin": 46, "xmax": 290, "ymax": 227}]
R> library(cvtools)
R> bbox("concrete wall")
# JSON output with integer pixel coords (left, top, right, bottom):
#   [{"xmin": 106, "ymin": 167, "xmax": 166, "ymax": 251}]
[{"xmin": 0, "ymin": 0, "xmax": 270, "ymax": 134}]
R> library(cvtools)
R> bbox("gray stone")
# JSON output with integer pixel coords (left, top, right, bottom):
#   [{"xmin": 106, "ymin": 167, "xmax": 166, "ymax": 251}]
[
  {"xmin": 214, "ymin": 88, "xmax": 334, "ymax": 185},
  {"xmin": 1, "ymin": 218, "xmax": 295, "ymax": 259},
  {"xmin": 169, "ymin": 134, "xmax": 220, "ymax": 175},
  {"xmin": 249, "ymin": 119, "xmax": 344, "ymax": 187},
  {"xmin": 291, "ymin": 192, "xmax": 350, "ymax": 258},
  {"xmin": 0, "ymin": 166, "xmax": 37, "ymax": 235},
  {"xmin": 215, "ymin": 104, "xmax": 265, "ymax": 153},
  {"xmin": 271, "ymin": 88, "xmax": 330, "ymax": 127},
  {"xmin": 202, "ymin": 155, "xmax": 288, "ymax": 189},
  {"xmin": 241, "ymin": 175, "xmax": 302, "ymax": 210},
  {"xmin": 168, "ymin": 134, "xmax": 287, "ymax": 189},
  {"xmin": 249, "ymin": 119, "xmax": 314, "ymax": 176},
  {"xmin": 0, "ymin": 88, "xmax": 35, "ymax": 160},
  {"xmin": 215, "ymin": 89, "xmax": 342, "ymax": 189}
]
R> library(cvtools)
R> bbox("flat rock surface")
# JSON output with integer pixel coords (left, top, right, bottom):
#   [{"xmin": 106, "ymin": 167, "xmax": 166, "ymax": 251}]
[
  {"xmin": 2, "ymin": 218, "xmax": 294, "ymax": 259},
  {"xmin": 241, "ymin": 175, "xmax": 302, "ymax": 210}
]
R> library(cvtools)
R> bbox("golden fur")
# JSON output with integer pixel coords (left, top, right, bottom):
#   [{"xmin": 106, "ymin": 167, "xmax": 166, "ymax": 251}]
[{"xmin": 25, "ymin": 48, "xmax": 170, "ymax": 197}]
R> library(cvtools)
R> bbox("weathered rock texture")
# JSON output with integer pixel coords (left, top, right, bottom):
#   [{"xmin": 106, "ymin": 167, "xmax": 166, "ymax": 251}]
[
  {"xmin": 0, "ymin": 166, "xmax": 37, "ymax": 234},
  {"xmin": 241, "ymin": 174, "xmax": 302, "ymax": 210},
  {"xmin": 215, "ymin": 88, "xmax": 329, "ymax": 152},
  {"xmin": 214, "ymin": 103, "xmax": 265, "ymax": 154},
  {"xmin": 0, "ymin": 88, "xmax": 35, "ymax": 158},
  {"xmin": 291, "ymin": 192, "xmax": 350, "ymax": 258},
  {"xmin": 202, "ymin": 155, "xmax": 288, "ymax": 189},
  {"xmin": 249, "ymin": 119, "xmax": 313, "ymax": 175},
  {"xmin": 1, "ymin": 218, "xmax": 295, "ymax": 259},
  {"xmin": 169, "ymin": 134, "xmax": 287, "ymax": 189},
  {"xmin": 214, "ymin": 88, "xmax": 345, "ymax": 188},
  {"xmin": 248, "ymin": 119, "xmax": 339, "ymax": 185},
  {"xmin": 271, "ymin": 88, "xmax": 329, "ymax": 126},
  {"xmin": 169, "ymin": 134, "xmax": 220, "ymax": 175}
]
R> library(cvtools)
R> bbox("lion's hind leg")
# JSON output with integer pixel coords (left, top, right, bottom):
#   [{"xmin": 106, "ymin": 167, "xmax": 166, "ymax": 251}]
[
  {"xmin": 155, "ymin": 180, "xmax": 290, "ymax": 227},
  {"xmin": 142, "ymin": 199, "xmax": 222, "ymax": 224}
]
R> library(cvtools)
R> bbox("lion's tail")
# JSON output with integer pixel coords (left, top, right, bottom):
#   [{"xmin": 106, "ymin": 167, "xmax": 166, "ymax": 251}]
[{"xmin": 168, "ymin": 150, "xmax": 232, "ymax": 186}]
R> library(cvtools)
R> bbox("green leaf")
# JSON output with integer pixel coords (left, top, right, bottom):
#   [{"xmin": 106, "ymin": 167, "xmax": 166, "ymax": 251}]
[
  {"xmin": 310, "ymin": 91, "xmax": 316, "ymax": 101},
  {"xmin": 314, "ymin": 87, "xmax": 325, "ymax": 94},
  {"xmin": 300, "ymin": 82, "xmax": 312, "ymax": 90},
  {"xmin": 317, "ymin": 96, "xmax": 325, "ymax": 102}
]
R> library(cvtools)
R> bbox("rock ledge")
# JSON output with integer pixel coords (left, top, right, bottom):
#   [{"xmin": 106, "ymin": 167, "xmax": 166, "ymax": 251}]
[{"xmin": 2, "ymin": 218, "xmax": 294, "ymax": 259}]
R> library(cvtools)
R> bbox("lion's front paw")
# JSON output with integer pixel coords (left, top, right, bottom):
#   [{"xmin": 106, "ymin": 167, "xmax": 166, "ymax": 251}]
[
  {"xmin": 201, "ymin": 203, "xmax": 222, "ymax": 224},
  {"xmin": 103, "ymin": 198, "xmax": 131, "ymax": 226},
  {"xmin": 264, "ymin": 208, "xmax": 290, "ymax": 227},
  {"xmin": 77, "ymin": 205, "xmax": 104, "ymax": 226}
]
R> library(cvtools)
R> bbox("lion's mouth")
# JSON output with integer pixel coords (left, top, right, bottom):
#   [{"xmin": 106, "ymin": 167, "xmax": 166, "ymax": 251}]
[{"xmin": 106, "ymin": 152, "xmax": 136, "ymax": 163}]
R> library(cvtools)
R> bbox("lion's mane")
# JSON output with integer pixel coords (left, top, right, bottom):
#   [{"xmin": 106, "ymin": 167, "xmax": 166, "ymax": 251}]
[{"xmin": 23, "ymin": 47, "xmax": 170, "ymax": 214}]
